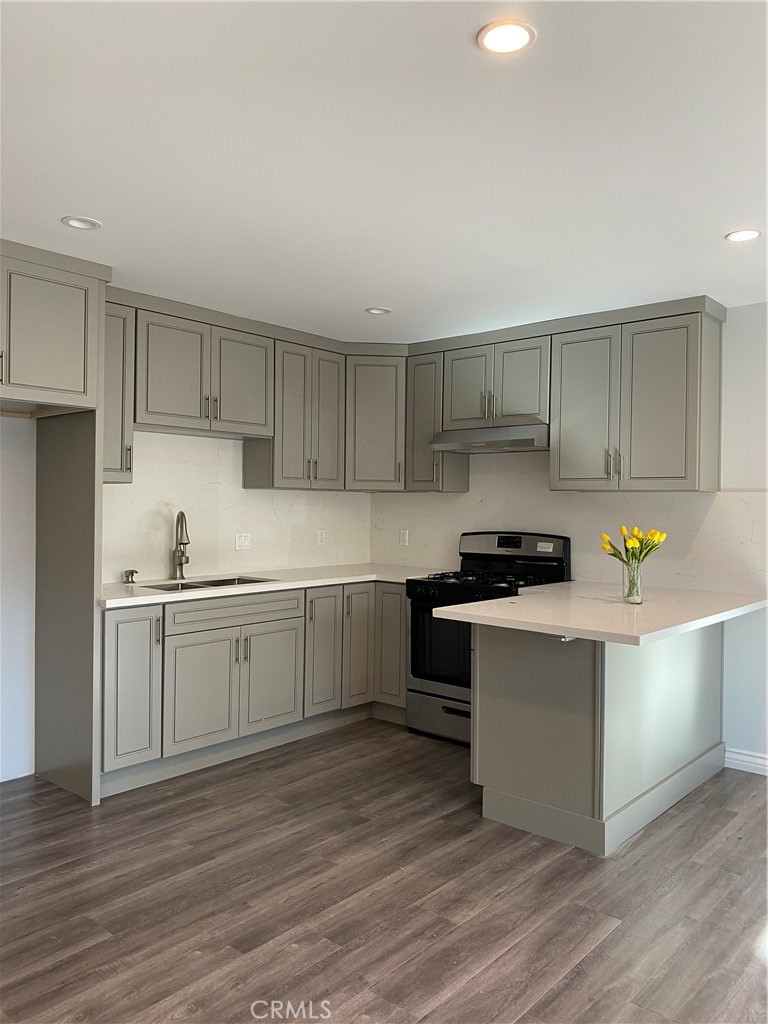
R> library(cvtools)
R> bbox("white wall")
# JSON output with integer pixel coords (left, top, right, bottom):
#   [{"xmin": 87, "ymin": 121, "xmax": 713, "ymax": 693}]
[
  {"xmin": 102, "ymin": 431, "xmax": 371, "ymax": 583},
  {"xmin": 0, "ymin": 418, "xmax": 36, "ymax": 782},
  {"xmin": 370, "ymin": 302, "xmax": 768, "ymax": 764}
]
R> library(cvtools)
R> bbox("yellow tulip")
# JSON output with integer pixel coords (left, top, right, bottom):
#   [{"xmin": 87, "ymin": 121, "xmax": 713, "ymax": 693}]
[
  {"xmin": 647, "ymin": 529, "xmax": 657, "ymax": 540},
  {"xmin": 620, "ymin": 525, "xmax": 628, "ymax": 536},
  {"xmin": 601, "ymin": 533, "xmax": 611, "ymax": 543},
  {"xmin": 637, "ymin": 530, "xmax": 644, "ymax": 539},
  {"xmin": 659, "ymin": 532, "xmax": 667, "ymax": 542},
  {"xmin": 601, "ymin": 544, "xmax": 611, "ymax": 553},
  {"xmin": 632, "ymin": 526, "xmax": 640, "ymax": 537}
]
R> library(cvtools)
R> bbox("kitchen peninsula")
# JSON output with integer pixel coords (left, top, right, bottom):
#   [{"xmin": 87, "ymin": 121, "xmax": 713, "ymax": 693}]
[{"xmin": 436, "ymin": 583, "xmax": 767, "ymax": 855}]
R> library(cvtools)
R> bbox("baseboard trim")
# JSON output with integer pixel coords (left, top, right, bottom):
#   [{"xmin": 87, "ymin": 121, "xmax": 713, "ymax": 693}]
[{"xmin": 724, "ymin": 747, "xmax": 768, "ymax": 776}]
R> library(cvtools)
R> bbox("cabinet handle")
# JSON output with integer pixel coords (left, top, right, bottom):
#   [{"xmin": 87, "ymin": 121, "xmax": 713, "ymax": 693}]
[
  {"xmin": 309, "ymin": 598, "xmax": 314, "ymax": 622},
  {"xmin": 483, "ymin": 391, "xmax": 489, "ymax": 419},
  {"xmin": 313, "ymin": 459, "xmax": 318, "ymax": 480},
  {"xmin": 204, "ymin": 395, "xmax": 210, "ymax": 419},
  {"xmin": 235, "ymin": 636, "xmax": 240, "ymax": 663},
  {"xmin": 126, "ymin": 445, "xmax": 133, "ymax": 473},
  {"xmin": 397, "ymin": 461, "xmax": 402, "ymax": 484},
  {"xmin": 244, "ymin": 636, "xmax": 249, "ymax": 661},
  {"xmin": 491, "ymin": 391, "xmax": 497, "ymax": 419},
  {"xmin": 432, "ymin": 456, "xmax": 438, "ymax": 483},
  {"xmin": 306, "ymin": 458, "xmax": 312, "ymax": 480},
  {"xmin": 617, "ymin": 452, "xmax": 624, "ymax": 479},
  {"xmin": 0, "ymin": 351, "xmax": 4, "ymax": 384},
  {"xmin": 346, "ymin": 594, "xmax": 351, "ymax": 616},
  {"xmin": 606, "ymin": 449, "xmax": 613, "ymax": 480},
  {"xmin": 155, "ymin": 616, "xmax": 162, "ymax": 645},
  {"xmin": 544, "ymin": 634, "xmax": 576, "ymax": 642},
  {"xmin": 213, "ymin": 396, "xmax": 220, "ymax": 421}
]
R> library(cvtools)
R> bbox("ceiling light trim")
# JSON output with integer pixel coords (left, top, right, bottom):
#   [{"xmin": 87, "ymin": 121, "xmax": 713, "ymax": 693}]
[
  {"xmin": 61, "ymin": 215, "xmax": 103, "ymax": 230},
  {"xmin": 477, "ymin": 20, "xmax": 536, "ymax": 55},
  {"xmin": 724, "ymin": 228, "xmax": 762, "ymax": 242}
]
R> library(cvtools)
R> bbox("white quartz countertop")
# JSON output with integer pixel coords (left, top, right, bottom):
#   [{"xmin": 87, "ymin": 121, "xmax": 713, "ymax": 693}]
[
  {"xmin": 433, "ymin": 581, "xmax": 767, "ymax": 646},
  {"xmin": 100, "ymin": 563, "xmax": 440, "ymax": 609}
]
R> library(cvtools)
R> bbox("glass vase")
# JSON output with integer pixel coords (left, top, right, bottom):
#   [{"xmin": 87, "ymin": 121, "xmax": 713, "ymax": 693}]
[{"xmin": 623, "ymin": 562, "xmax": 643, "ymax": 604}]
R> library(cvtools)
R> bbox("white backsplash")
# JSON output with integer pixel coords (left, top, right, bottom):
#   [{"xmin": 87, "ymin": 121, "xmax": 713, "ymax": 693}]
[
  {"xmin": 102, "ymin": 431, "xmax": 371, "ymax": 583},
  {"xmin": 370, "ymin": 453, "xmax": 766, "ymax": 595}
]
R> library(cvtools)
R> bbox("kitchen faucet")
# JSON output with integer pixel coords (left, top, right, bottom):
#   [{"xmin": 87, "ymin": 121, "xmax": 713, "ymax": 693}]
[{"xmin": 172, "ymin": 511, "xmax": 190, "ymax": 579}]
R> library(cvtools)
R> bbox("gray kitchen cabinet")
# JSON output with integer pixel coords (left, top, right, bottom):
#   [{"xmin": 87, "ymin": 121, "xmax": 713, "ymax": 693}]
[
  {"xmin": 163, "ymin": 626, "xmax": 240, "ymax": 756},
  {"xmin": 442, "ymin": 346, "xmax": 494, "ymax": 430},
  {"xmin": 1, "ymin": 256, "xmax": 101, "ymax": 408},
  {"xmin": 549, "ymin": 325, "xmax": 621, "ymax": 491},
  {"xmin": 342, "ymin": 583, "xmax": 375, "ymax": 708},
  {"xmin": 245, "ymin": 342, "xmax": 344, "ymax": 490},
  {"xmin": 136, "ymin": 311, "xmax": 274, "ymax": 438},
  {"xmin": 239, "ymin": 618, "xmax": 305, "ymax": 736},
  {"xmin": 135, "ymin": 310, "xmax": 212, "ymax": 432},
  {"xmin": 618, "ymin": 314, "xmax": 719, "ymax": 491},
  {"xmin": 103, "ymin": 605, "xmax": 163, "ymax": 771},
  {"xmin": 103, "ymin": 303, "xmax": 135, "ymax": 483},
  {"xmin": 406, "ymin": 353, "xmax": 469, "ymax": 492},
  {"xmin": 492, "ymin": 337, "xmax": 550, "ymax": 426},
  {"xmin": 374, "ymin": 583, "xmax": 407, "ymax": 708},
  {"xmin": 346, "ymin": 355, "xmax": 405, "ymax": 491},
  {"xmin": 304, "ymin": 586, "xmax": 343, "ymax": 716},
  {"xmin": 550, "ymin": 313, "xmax": 720, "ymax": 492},
  {"xmin": 211, "ymin": 327, "xmax": 274, "ymax": 437}
]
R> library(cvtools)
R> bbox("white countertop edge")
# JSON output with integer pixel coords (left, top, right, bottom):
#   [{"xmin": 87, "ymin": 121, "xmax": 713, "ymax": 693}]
[
  {"xmin": 434, "ymin": 588, "xmax": 768, "ymax": 646},
  {"xmin": 100, "ymin": 563, "xmax": 439, "ymax": 609}
]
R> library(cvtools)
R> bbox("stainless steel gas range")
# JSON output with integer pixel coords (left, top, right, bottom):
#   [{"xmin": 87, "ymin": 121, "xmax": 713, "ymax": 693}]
[{"xmin": 405, "ymin": 531, "xmax": 571, "ymax": 743}]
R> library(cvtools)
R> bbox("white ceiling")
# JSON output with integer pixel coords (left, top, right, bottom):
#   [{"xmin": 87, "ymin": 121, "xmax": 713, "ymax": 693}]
[{"xmin": 1, "ymin": 1, "xmax": 765, "ymax": 343}]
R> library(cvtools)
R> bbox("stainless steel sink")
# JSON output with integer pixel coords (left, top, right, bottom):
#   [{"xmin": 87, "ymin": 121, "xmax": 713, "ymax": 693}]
[{"xmin": 145, "ymin": 576, "xmax": 273, "ymax": 592}]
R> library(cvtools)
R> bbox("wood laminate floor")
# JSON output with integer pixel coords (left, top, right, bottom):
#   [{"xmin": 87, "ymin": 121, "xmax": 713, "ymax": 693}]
[{"xmin": 0, "ymin": 721, "xmax": 765, "ymax": 1024}]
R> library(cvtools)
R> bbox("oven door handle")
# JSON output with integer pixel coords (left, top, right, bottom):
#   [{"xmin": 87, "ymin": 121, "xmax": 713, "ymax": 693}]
[{"xmin": 441, "ymin": 705, "xmax": 471, "ymax": 719}]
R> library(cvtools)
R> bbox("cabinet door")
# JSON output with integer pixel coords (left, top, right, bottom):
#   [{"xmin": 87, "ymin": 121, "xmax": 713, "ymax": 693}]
[
  {"xmin": 273, "ymin": 341, "xmax": 313, "ymax": 489},
  {"xmin": 550, "ymin": 327, "xmax": 621, "ymax": 491},
  {"xmin": 311, "ymin": 349, "xmax": 345, "ymax": 489},
  {"xmin": 342, "ymin": 583, "xmax": 375, "ymax": 707},
  {"xmin": 346, "ymin": 356, "xmax": 406, "ymax": 491},
  {"xmin": 163, "ymin": 627, "xmax": 239, "ymax": 756},
  {"xmin": 103, "ymin": 606, "xmax": 162, "ymax": 771},
  {"xmin": 1, "ymin": 257, "xmax": 100, "ymax": 407},
  {"xmin": 374, "ymin": 583, "xmax": 407, "ymax": 708},
  {"xmin": 135, "ymin": 311, "xmax": 211, "ymax": 431},
  {"xmin": 619, "ymin": 314, "xmax": 701, "ymax": 491},
  {"xmin": 492, "ymin": 337, "xmax": 551, "ymax": 426},
  {"xmin": 211, "ymin": 327, "xmax": 274, "ymax": 437},
  {"xmin": 304, "ymin": 586, "xmax": 343, "ymax": 717},
  {"xmin": 406, "ymin": 353, "xmax": 470, "ymax": 493},
  {"xmin": 103, "ymin": 304, "xmax": 135, "ymax": 483},
  {"xmin": 442, "ymin": 346, "xmax": 494, "ymax": 430},
  {"xmin": 239, "ymin": 619, "xmax": 304, "ymax": 736}
]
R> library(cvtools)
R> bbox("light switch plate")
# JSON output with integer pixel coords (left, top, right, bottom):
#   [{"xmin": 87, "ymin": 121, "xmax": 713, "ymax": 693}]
[
  {"xmin": 317, "ymin": 529, "xmax": 327, "ymax": 546},
  {"xmin": 235, "ymin": 532, "xmax": 251, "ymax": 551},
  {"xmin": 399, "ymin": 529, "xmax": 409, "ymax": 546}
]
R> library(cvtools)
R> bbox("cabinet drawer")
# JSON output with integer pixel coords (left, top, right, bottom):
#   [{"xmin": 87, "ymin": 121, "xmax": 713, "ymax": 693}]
[{"xmin": 164, "ymin": 590, "xmax": 305, "ymax": 634}]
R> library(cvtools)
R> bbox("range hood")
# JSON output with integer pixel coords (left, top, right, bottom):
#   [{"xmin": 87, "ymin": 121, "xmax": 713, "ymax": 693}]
[{"xmin": 429, "ymin": 424, "xmax": 550, "ymax": 454}]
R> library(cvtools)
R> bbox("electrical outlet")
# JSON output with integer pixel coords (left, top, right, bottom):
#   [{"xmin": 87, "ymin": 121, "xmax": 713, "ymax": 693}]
[
  {"xmin": 317, "ymin": 529, "xmax": 327, "ymax": 546},
  {"xmin": 399, "ymin": 529, "xmax": 409, "ymax": 546},
  {"xmin": 235, "ymin": 532, "xmax": 251, "ymax": 551}
]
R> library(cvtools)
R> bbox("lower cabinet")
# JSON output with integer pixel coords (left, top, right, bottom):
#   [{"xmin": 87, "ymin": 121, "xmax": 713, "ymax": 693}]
[
  {"xmin": 342, "ymin": 583, "xmax": 375, "ymax": 707},
  {"xmin": 239, "ymin": 619, "xmax": 305, "ymax": 736},
  {"xmin": 304, "ymin": 586, "xmax": 343, "ymax": 716},
  {"xmin": 103, "ymin": 606, "xmax": 163, "ymax": 771},
  {"xmin": 163, "ymin": 627, "xmax": 240, "ymax": 756},
  {"xmin": 374, "ymin": 583, "xmax": 408, "ymax": 708}
]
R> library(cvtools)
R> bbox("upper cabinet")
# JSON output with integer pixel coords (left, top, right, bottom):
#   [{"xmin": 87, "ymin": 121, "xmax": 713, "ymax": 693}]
[
  {"xmin": 442, "ymin": 337, "xmax": 550, "ymax": 430},
  {"xmin": 550, "ymin": 313, "xmax": 721, "ymax": 492},
  {"xmin": 1, "ymin": 256, "xmax": 102, "ymax": 408},
  {"xmin": 346, "ymin": 355, "xmax": 406, "ymax": 491},
  {"xmin": 135, "ymin": 310, "xmax": 274, "ymax": 438},
  {"xmin": 244, "ymin": 341, "xmax": 345, "ymax": 490},
  {"xmin": 406, "ymin": 353, "xmax": 469, "ymax": 492},
  {"xmin": 103, "ymin": 303, "xmax": 135, "ymax": 483}
]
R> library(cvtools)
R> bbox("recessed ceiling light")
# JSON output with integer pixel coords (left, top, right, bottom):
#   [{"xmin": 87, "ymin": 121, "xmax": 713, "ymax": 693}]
[
  {"xmin": 724, "ymin": 228, "xmax": 762, "ymax": 242},
  {"xmin": 365, "ymin": 307, "xmax": 392, "ymax": 315},
  {"xmin": 61, "ymin": 215, "xmax": 102, "ymax": 230},
  {"xmin": 477, "ymin": 20, "xmax": 535, "ymax": 55}
]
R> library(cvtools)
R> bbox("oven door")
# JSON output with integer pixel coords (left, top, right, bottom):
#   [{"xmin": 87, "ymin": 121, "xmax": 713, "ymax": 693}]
[{"xmin": 408, "ymin": 597, "xmax": 472, "ymax": 698}]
